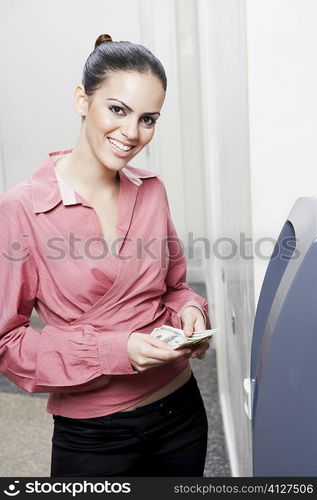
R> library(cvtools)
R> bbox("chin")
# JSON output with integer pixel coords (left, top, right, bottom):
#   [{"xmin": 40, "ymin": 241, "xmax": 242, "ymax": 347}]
[{"xmin": 96, "ymin": 153, "xmax": 126, "ymax": 171}]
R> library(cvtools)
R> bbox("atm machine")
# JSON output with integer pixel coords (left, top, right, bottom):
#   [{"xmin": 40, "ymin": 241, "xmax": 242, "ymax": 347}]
[{"xmin": 248, "ymin": 197, "xmax": 317, "ymax": 476}]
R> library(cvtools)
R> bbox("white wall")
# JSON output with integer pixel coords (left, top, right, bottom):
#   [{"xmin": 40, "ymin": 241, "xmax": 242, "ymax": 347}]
[
  {"xmin": 246, "ymin": 0, "xmax": 317, "ymax": 305},
  {"xmin": 198, "ymin": 0, "xmax": 253, "ymax": 476}
]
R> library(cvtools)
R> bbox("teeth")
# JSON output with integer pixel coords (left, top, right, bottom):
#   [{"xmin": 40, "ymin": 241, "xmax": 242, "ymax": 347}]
[{"xmin": 108, "ymin": 138, "xmax": 133, "ymax": 152}]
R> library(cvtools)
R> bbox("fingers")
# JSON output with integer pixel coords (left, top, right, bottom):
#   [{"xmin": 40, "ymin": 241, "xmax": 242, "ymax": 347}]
[
  {"xmin": 132, "ymin": 346, "xmax": 191, "ymax": 372},
  {"xmin": 128, "ymin": 332, "xmax": 192, "ymax": 372},
  {"xmin": 181, "ymin": 306, "xmax": 206, "ymax": 338},
  {"xmin": 146, "ymin": 335, "xmax": 176, "ymax": 350},
  {"xmin": 189, "ymin": 340, "xmax": 210, "ymax": 360},
  {"xmin": 141, "ymin": 342, "xmax": 191, "ymax": 362},
  {"xmin": 128, "ymin": 326, "xmax": 211, "ymax": 374}
]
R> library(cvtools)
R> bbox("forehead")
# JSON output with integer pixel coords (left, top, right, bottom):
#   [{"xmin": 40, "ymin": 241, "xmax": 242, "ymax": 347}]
[{"xmin": 93, "ymin": 71, "xmax": 165, "ymax": 109}]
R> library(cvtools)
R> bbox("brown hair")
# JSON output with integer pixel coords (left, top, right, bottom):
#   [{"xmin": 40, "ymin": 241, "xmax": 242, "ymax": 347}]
[
  {"xmin": 82, "ymin": 33, "xmax": 167, "ymax": 96},
  {"xmin": 94, "ymin": 34, "xmax": 112, "ymax": 49}
]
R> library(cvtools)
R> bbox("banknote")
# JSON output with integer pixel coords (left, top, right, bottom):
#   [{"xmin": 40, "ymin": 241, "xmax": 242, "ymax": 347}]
[{"xmin": 150, "ymin": 325, "xmax": 219, "ymax": 349}]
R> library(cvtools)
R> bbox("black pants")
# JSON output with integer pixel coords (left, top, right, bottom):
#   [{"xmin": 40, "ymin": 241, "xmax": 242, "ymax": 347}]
[{"xmin": 50, "ymin": 372, "xmax": 208, "ymax": 477}]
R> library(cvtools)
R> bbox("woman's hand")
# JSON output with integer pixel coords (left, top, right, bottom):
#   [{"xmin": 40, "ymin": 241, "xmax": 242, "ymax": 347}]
[
  {"xmin": 128, "ymin": 306, "xmax": 209, "ymax": 371},
  {"xmin": 127, "ymin": 331, "xmax": 192, "ymax": 372},
  {"xmin": 180, "ymin": 305, "xmax": 210, "ymax": 360},
  {"xmin": 186, "ymin": 339, "xmax": 210, "ymax": 360}
]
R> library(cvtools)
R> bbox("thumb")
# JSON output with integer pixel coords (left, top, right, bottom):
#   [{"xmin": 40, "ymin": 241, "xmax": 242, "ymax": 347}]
[
  {"xmin": 194, "ymin": 316, "xmax": 206, "ymax": 333},
  {"xmin": 183, "ymin": 322, "xmax": 194, "ymax": 338}
]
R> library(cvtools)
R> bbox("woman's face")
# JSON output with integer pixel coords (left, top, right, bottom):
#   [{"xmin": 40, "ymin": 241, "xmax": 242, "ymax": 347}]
[{"xmin": 78, "ymin": 70, "xmax": 166, "ymax": 171}]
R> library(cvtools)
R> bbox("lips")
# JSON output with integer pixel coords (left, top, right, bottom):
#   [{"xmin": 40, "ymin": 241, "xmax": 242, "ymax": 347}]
[
  {"xmin": 107, "ymin": 137, "xmax": 135, "ymax": 152},
  {"xmin": 107, "ymin": 137, "xmax": 136, "ymax": 159}
]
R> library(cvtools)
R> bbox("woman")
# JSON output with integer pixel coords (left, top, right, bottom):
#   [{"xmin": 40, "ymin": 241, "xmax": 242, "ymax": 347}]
[{"xmin": 0, "ymin": 34, "xmax": 211, "ymax": 477}]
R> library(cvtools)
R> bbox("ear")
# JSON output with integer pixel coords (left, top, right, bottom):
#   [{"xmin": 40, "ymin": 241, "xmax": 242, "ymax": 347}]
[{"xmin": 74, "ymin": 84, "xmax": 89, "ymax": 118}]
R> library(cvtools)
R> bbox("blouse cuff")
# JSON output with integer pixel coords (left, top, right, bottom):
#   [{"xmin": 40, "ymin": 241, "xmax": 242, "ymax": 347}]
[
  {"xmin": 36, "ymin": 325, "xmax": 104, "ymax": 387},
  {"xmin": 98, "ymin": 330, "xmax": 137, "ymax": 375},
  {"xmin": 35, "ymin": 325, "xmax": 136, "ymax": 388}
]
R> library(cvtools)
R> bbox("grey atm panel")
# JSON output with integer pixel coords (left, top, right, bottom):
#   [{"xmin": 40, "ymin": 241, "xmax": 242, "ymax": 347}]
[{"xmin": 251, "ymin": 197, "xmax": 317, "ymax": 476}]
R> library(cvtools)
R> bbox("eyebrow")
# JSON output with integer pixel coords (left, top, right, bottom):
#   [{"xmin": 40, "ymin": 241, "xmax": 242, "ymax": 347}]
[{"xmin": 106, "ymin": 98, "xmax": 161, "ymax": 116}]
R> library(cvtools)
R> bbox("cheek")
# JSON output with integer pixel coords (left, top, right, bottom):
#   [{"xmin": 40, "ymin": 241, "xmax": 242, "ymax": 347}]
[
  {"xmin": 87, "ymin": 107, "xmax": 115, "ymax": 132},
  {"xmin": 140, "ymin": 128, "xmax": 155, "ymax": 145}
]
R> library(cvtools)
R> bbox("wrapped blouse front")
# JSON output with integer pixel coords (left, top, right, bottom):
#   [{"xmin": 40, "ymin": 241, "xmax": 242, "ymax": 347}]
[{"xmin": 0, "ymin": 149, "xmax": 210, "ymax": 418}]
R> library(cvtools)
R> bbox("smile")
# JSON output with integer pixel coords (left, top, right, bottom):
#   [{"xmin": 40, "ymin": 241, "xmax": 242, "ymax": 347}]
[{"xmin": 107, "ymin": 137, "xmax": 135, "ymax": 152}]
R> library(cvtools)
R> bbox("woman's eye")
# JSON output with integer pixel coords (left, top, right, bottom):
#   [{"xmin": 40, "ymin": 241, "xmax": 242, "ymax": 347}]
[
  {"xmin": 142, "ymin": 116, "xmax": 156, "ymax": 126},
  {"xmin": 109, "ymin": 105, "xmax": 125, "ymax": 116}
]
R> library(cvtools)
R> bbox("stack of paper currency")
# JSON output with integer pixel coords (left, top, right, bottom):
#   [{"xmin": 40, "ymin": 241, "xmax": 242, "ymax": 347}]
[{"xmin": 150, "ymin": 325, "xmax": 219, "ymax": 349}]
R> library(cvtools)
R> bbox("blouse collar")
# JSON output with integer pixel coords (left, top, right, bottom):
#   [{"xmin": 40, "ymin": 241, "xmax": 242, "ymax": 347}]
[{"xmin": 31, "ymin": 149, "xmax": 159, "ymax": 213}]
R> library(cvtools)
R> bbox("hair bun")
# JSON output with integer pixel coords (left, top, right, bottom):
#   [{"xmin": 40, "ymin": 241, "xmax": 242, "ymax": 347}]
[{"xmin": 94, "ymin": 34, "xmax": 113, "ymax": 49}]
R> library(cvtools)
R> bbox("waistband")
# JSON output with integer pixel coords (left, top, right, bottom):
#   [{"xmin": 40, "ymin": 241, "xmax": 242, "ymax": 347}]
[
  {"xmin": 112, "ymin": 370, "xmax": 199, "ymax": 418},
  {"xmin": 53, "ymin": 371, "xmax": 200, "ymax": 423}
]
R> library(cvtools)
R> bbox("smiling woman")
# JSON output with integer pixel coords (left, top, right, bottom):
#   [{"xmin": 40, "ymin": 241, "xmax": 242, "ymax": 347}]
[
  {"xmin": 69, "ymin": 70, "xmax": 164, "ymax": 170},
  {"xmin": 0, "ymin": 33, "xmax": 211, "ymax": 477}
]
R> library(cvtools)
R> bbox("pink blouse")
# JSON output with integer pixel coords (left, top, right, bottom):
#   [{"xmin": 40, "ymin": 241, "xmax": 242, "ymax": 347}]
[{"xmin": 0, "ymin": 149, "xmax": 210, "ymax": 418}]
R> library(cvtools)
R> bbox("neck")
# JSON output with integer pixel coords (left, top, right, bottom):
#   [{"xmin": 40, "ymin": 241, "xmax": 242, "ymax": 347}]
[{"xmin": 58, "ymin": 136, "xmax": 120, "ymax": 194}]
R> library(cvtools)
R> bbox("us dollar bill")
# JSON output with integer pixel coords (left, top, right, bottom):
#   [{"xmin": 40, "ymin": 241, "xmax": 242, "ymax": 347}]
[{"xmin": 150, "ymin": 325, "xmax": 219, "ymax": 349}]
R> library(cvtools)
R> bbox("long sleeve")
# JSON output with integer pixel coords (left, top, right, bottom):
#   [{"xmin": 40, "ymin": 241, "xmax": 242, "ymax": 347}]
[
  {"xmin": 0, "ymin": 202, "xmax": 136, "ymax": 394},
  {"xmin": 160, "ymin": 188, "xmax": 211, "ymax": 330}
]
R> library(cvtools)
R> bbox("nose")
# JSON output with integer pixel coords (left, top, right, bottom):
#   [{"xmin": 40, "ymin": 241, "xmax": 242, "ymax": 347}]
[{"xmin": 120, "ymin": 117, "xmax": 139, "ymax": 143}]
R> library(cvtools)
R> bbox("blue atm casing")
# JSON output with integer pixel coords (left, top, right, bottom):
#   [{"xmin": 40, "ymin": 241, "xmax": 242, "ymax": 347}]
[{"xmin": 251, "ymin": 197, "xmax": 317, "ymax": 476}]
